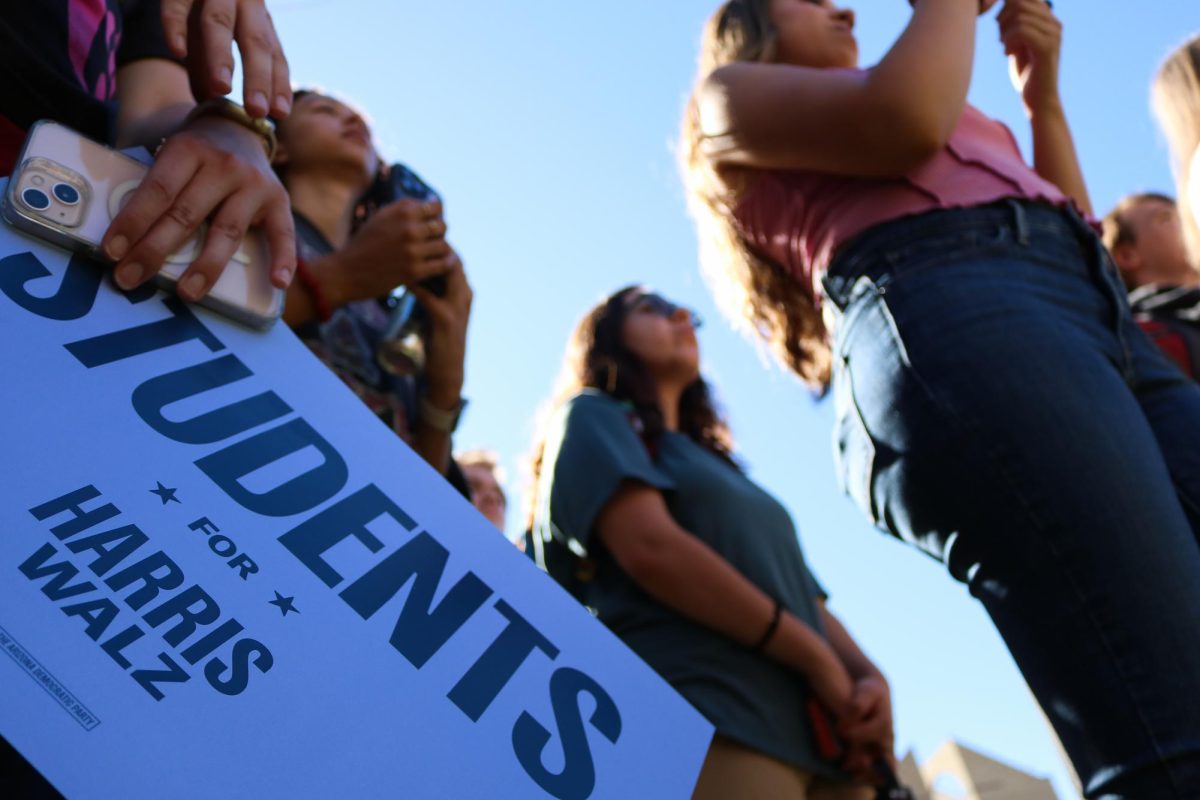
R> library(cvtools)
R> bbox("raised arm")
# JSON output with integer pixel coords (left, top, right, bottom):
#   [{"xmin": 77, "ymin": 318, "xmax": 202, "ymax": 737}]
[
  {"xmin": 595, "ymin": 481, "xmax": 855, "ymax": 717},
  {"xmin": 698, "ymin": 0, "xmax": 998, "ymax": 176},
  {"xmin": 409, "ymin": 256, "xmax": 471, "ymax": 477},
  {"xmin": 998, "ymin": 0, "xmax": 1091, "ymax": 214}
]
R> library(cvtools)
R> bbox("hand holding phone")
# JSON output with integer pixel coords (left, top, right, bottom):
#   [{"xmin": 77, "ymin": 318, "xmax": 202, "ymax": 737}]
[
  {"xmin": 352, "ymin": 162, "xmax": 456, "ymax": 375},
  {"xmin": 336, "ymin": 197, "xmax": 453, "ymax": 299},
  {"xmin": 102, "ymin": 113, "xmax": 294, "ymax": 301},
  {"xmin": 1, "ymin": 120, "xmax": 285, "ymax": 329}
]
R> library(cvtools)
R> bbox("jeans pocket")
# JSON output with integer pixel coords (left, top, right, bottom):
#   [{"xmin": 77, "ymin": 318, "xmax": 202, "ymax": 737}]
[{"xmin": 831, "ymin": 280, "xmax": 886, "ymax": 527}]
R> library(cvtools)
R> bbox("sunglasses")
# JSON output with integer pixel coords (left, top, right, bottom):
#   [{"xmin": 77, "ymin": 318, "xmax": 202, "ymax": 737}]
[{"xmin": 629, "ymin": 293, "xmax": 703, "ymax": 329}]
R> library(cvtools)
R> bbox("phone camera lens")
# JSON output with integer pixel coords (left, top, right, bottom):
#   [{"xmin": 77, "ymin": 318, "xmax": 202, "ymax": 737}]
[
  {"xmin": 52, "ymin": 183, "xmax": 81, "ymax": 205},
  {"xmin": 21, "ymin": 187, "xmax": 51, "ymax": 210}
]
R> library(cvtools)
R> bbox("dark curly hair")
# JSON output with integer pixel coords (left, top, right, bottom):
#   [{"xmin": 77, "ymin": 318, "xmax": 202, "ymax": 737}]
[{"xmin": 524, "ymin": 285, "xmax": 737, "ymax": 531}]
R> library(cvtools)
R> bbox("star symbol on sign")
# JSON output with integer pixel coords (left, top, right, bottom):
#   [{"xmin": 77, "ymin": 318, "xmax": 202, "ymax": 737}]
[
  {"xmin": 269, "ymin": 592, "xmax": 299, "ymax": 617},
  {"xmin": 150, "ymin": 482, "xmax": 180, "ymax": 505}
]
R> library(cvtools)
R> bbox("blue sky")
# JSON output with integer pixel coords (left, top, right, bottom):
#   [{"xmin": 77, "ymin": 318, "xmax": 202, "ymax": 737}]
[{"xmin": 267, "ymin": 3, "xmax": 1194, "ymax": 797}]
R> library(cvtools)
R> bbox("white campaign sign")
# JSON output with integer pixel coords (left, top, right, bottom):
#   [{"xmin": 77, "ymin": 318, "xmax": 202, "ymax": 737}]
[{"xmin": 0, "ymin": 192, "xmax": 712, "ymax": 799}]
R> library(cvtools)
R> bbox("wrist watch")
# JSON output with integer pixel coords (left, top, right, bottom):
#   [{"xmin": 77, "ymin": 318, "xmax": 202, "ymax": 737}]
[{"xmin": 419, "ymin": 395, "xmax": 468, "ymax": 434}]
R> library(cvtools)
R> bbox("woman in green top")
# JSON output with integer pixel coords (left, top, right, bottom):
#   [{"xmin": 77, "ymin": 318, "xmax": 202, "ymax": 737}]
[{"xmin": 528, "ymin": 286, "xmax": 887, "ymax": 799}]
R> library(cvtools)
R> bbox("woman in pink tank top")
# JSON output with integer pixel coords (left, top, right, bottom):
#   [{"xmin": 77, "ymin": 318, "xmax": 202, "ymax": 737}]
[{"xmin": 680, "ymin": 2, "xmax": 1200, "ymax": 798}]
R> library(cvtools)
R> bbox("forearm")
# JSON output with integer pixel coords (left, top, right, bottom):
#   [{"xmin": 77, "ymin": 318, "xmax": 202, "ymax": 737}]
[
  {"xmin": 412, "ymin": 421, "xmax": 453, "ymax": 476},
  {"xmin": 1030, "ymin": 101, "xmax": 1092, "ymax": 215},
  {"xmin": 283, "ymin": 252, "xmax": 358, "ymax": 328},
  {"xmin": 283, "ymin": 282, "xmax": 318, "ymax": 328},
  {"xmin": 114, "ymin": 59, "xmax": 194, "ymax": 148},
  {"xmin": 870, "ymin": 0, "xmax": 979, "ymax": 145},
  {"xmin": 115, "ymin": 102, "xmax": 193, "ymax": 149},
  {"xmin": 629, "ymin": 532, "xmax": 844, "ymax": 682},
  {"xmin": 819, "ymin": 603, "xmax": 883, "ymax": 681},
  {"xmin": 411, "ymin": 354, "xmax": 464, "ymax": 477}
]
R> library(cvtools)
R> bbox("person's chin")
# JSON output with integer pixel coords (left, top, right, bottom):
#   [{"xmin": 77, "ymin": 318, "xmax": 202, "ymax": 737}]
[{"xmin": 338, "ymin": 137, "xmax": 373, "ymax": 164}]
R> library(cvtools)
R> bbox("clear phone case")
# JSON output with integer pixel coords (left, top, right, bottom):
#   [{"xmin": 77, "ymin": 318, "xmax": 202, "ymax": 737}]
[{"xmin": 1, "ymin": 120, "xmax": 284, "ymax": 329}]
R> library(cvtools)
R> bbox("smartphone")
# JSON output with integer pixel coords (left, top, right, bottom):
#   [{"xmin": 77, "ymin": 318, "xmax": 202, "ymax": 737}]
[
  {"xmin": 1, "ymin": 120, "xmax": 284, "ymax": 329},
  {"xmin": 362, "ymin": 163, "xmax": 442, "ymax": 299},
  {"xmin": 364, "ymin": 162, "xmax": 445, "ymax": 376}
]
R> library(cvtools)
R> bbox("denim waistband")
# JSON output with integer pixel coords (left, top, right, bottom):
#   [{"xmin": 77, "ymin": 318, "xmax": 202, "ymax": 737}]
[{"xmin": 822, "ymin": 199, "xmax": 1102, "ymax": 309}]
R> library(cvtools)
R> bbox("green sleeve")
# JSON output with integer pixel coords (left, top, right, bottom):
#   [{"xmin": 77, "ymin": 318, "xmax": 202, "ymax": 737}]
[{"xmin": 537, "ymin": 392, "xmax": 675, "ymax": 555}]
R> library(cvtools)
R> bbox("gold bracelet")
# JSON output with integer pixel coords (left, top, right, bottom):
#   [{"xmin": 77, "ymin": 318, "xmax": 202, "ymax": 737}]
[{"xmin": 182, "ymin": 98, "xmax": 278, "ymax": 161}]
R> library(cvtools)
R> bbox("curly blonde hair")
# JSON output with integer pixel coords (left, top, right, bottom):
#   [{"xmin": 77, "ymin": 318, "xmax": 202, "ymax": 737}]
[{"xmin": 679, "ymin": 0, "xmax": 831, "ymax": 389}]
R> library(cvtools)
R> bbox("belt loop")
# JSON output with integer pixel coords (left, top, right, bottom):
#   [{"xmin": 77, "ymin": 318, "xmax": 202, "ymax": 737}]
[{"xmin": 1007, "ymin": 199, "xmax": 1030, "ymax": 246}]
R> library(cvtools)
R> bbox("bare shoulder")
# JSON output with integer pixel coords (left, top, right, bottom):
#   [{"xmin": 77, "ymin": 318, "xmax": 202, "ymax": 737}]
[
  {"xmin": 695, "ymin": 63, "xmax": 749, "ymax": 137},
  {"xmin": 692, "ymin": 63, "xmax": 917, "ymax": 174}
]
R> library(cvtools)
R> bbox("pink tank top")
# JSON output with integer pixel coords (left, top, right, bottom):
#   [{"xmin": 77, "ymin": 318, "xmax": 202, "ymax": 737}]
[{"xmin": 733, "ymin": 104, "xmax": 1074, "ymax": 298}]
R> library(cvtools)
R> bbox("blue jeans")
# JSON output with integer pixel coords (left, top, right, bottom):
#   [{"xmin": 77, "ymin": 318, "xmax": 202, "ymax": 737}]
[{"xmin": 821, "ymin": 201, "xmax": 1200, "ymax": 799}]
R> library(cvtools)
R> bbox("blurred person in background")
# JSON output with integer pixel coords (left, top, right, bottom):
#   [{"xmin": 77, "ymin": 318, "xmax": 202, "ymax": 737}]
[
  {"xmin": 528, "ymin": 285, "xmax": 887, "ymax": 799},
  {"xmin": 1103, "ymin": 193, "xmax": 1197, "ymax": 291},
  {"xmin": 273, "ymin": 90, "xmax": 472, "ymax": 495},
  {"xmin": 1103, "ymin": 192, "xmax": 1200, "ymax": 378},
  {"xmin": 458, "ymin": 448, "xmax": 509, "ymax": 532}
]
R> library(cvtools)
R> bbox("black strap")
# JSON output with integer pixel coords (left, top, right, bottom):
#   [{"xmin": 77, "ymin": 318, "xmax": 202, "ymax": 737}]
[{"xmin": 750, "ymin": 598, "xmax": 783, "ymax": 652}]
